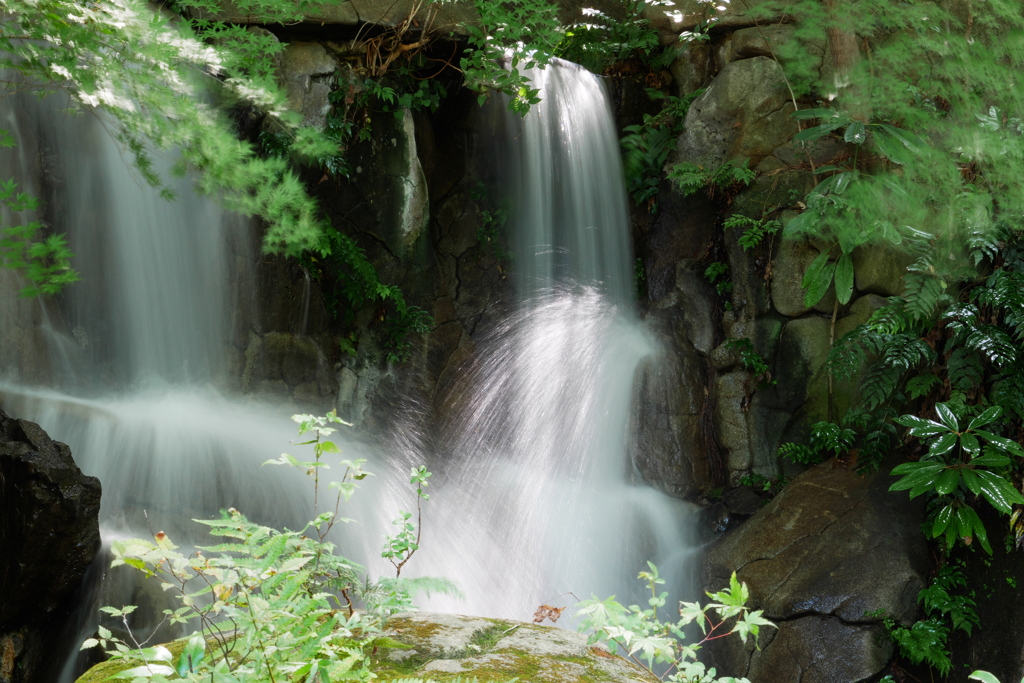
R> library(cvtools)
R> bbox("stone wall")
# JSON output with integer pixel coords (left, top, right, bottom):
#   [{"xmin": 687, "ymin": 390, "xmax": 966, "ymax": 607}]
[{"xmin": 630, "ymin": 0, "xmax": 910, "ymax": 495}]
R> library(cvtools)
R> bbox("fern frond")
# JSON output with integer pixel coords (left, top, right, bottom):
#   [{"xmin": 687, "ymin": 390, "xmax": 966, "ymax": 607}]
[
  {"xmin": 964, "ymin": 324, "xmax": 1019, "ymax": 368},
  {"xmin": 945, "ymin": 302, "xmax": 979, "ymax": 340},
  {"xmin": 976, "ymin": 270, "xmax": 1024, "ymax": 339},
  {"xmin": 866, "ymin": 299, "xmax": 913, "ymax": 335},
  {"xmin": 860, "ymin": 364, "xmax": 900, "ymax": 411},
  {"xmin": 859, "ymin": 334, "xmax": 935, "ymax": 409},
  {"xmin": 906, "ymin": 373, "xmax": 940, "ymax": 399},
  {"xmin": 991, "ymin": 370, "xmax": 1024, "ymax": 421},
  {"xmin": 903, "ymin": 271, "xmax": 946, "ymax": 323},
  {"xmin": 966, "ymin": 221, "xmax": 1005, "ymax": 265},
  {"xmin": 947, "ymin": 346, "xmax": 983, "ymax": 392}
]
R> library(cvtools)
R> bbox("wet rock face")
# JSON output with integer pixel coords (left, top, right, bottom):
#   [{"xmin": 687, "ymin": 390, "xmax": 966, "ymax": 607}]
[
  {"xmin": 0, "ymin": 409, "xmax": 101, "ymax": 683},
  {"xmin": 703, "ymin": 458, "xmax": 928, "ymax": 683}
]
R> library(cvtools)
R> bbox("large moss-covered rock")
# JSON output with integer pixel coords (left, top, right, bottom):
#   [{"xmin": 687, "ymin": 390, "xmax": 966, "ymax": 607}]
[
  {"xmin": 76, "ymin": 613, "xmax": 659, "ymax": 683},
  {"xmin": 771, "ymin": 315, "xmax": 832, "ymax": 431},
  {"xmin": 852, "ymin": 242, "xmax": 914, "ymax": 297},
  {"xmin": 703, "ymin": 459, "xmax": 928, "ymax": 683},
  {"xmin": 674, "ymin": 56, "xmax": 797, "ymax": 170}
]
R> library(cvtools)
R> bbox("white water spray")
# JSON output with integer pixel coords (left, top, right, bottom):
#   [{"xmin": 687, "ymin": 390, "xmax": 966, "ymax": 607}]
[{"xmin": 409, "ymin": 61, "xmax": 696, "ymax": 617}]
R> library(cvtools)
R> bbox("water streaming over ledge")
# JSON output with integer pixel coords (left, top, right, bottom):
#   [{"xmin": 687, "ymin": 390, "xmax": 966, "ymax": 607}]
[
  {"xmin": 409, "ymin": 60, "xmax": 697, "ymax": 616},
  {"xmin": 0, "ymin": 61, "xmax": 696, "ymax": 679}
]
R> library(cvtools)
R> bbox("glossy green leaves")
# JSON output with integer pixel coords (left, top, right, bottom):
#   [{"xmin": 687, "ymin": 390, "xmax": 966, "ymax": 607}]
[{"xmin": 890, "ymin": 403, "xmax": 1024, "ymax": 554}]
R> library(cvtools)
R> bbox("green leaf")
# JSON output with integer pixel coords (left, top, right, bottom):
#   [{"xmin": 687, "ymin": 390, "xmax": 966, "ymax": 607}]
[
  {"xmin": 802, "ymin": 251, "xmax": 836, "ymax": 307},
  {"xmin": 960, "ymin": 432, "xmax": 981, "ymax": 456},
  {"xmin": 792, "ymin": 108, "xmax": 841, "ymax": 120},
  {"xmin": 968, "ymin": 406, "xmax": 1003, "ymax": 430},
  {"xmin": 955, "ymin": 505, "xmax": 975, "ymax": 539},
  {"xmin": 872, "ymin": 128, "xmax": 911, "ymax": 164},
  {"xmin": 975, "ymin": 470, "xmax": 1024, "ymax": 514},
  {"xmin": 813, "ymin": 164, "xmax": 848, "ymax": 174},
  {"xmin": 932, "ymin": 503, "xmax": 955, "ymax": 538},
  {"xmin": 894, "ymin": 414, "xmax": 949, "ymax": 437},
  {"xmin": 967, "ymin": 672, "xmax": 1002, "ymax": 683},
  {"xmin": 935, "ymin": 403, "xmax": 960, "ymax": 431},
  {"xmin": 877, "ymin": 124, "xmax": 927, "ymax": 154},
  {"xmin": 844, "ymin": 120, "xmax": 867, "ymax": 144},
  {"xmin": 970, "ymin": 452, "xmax": 1011, "ymax": 468},
  {"xmin": 956, "ymin": 505, "xmax": 992, "ymax": 554},
  {"xmin": 961, "ymin": 467, "xmax": 982, "ymax": 495},
  {"xmin": 834, "ymin": 252, "xmax": 854, "ymax": 305},
  {"xmin": 935, "ymin": 468, "xmax": 960, "ymax": 495},
  {"xmin": 793, "ymin": 121, "xmax": 844, "ymax": 141},
  {"xmin": 928, "ymin": 432, "xmax": 958, "ymax": 458},
  {"xmin": 889, "ymin": 462, "xmax": 944, "ymax": 494},
  {"xmin": 176, "ymin": 634, "xmax": 206, "ymax": 677},
  {"xmin": 975, "ymin": 430, "xmax": 1024, "ymax": 458},
  {"xmin": 785, "ymin": 210, "xmax": 814, "ymax": 235},
  {"xmin": 891, "ymin": 461, "xmax": 945, "ymax": 476}
]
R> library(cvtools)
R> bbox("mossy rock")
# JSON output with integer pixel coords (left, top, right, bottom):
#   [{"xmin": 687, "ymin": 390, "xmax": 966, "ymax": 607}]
[
  {"xmin": 75, "ymin": 636, "xmax": 194, "ymax": 683},
  {"xmin": 374, "ymin": 612, "xmax": 657, "ymax": 682},
  {"xmin": 76, "ymin": 613, "xmax": 657, "ymax": 683}
]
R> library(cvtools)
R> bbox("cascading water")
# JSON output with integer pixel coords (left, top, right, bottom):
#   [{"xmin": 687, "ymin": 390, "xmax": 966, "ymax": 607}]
[
  {"xmin": 0, "ymin": 92, "xmax": 326, "ymax": 681},
  {"xmin": 0, "ymin": 59, "xmax": 696, "ymax": 681},
  {"xmin": 408, "ymin": 60, "xmax": 697, "ymax": 617}
]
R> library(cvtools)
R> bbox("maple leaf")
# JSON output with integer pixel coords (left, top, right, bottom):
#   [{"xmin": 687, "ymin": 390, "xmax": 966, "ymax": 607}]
[{"xmin": 532, "ymin": 604, "xmax": 565, "ymax": 624}]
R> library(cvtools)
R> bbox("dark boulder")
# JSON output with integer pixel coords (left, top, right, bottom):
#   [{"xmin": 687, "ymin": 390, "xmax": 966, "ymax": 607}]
[
  {"xmin": 703, "ymin": 458, "xmax": 928, "ymax": 683},
  {"xmin": 0, "ymin": 409, "xmax": 101, "ymax": 683}
]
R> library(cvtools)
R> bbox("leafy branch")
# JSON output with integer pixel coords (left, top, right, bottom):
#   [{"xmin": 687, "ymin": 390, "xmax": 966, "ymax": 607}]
[{"xmin": 577, "ymin": 564, "xmax": 773, "ymax": 683}]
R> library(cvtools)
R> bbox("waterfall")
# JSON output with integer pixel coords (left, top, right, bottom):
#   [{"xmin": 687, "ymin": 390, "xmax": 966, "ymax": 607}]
[
  {"xmin": 0, "ymin": 92, "xmax": 326, "ymax": 680},
  {"xmin": 0, "ymin": 60, "xmax": 695, "ymax": 680},
  {"xmin": 408, "ymin": 60, "xmax": 696, "ymax": 617}
]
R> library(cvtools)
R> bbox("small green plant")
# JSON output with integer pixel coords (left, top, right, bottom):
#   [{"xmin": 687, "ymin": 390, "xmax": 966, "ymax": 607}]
[
  {"xmin": 875, "ymin": 563, "xmax": 979, "ymax": 677},
  {"xmin": 382, "ymin": 466, "xmax": 431, "ymax": 578},
  {"xmin": 577, "ymin": 563, "xmax": 774, "ymax": 683},
  {"xmin": 704, "ymin": 262, "xmax": 732, "ymax": 296},
  {"xmin": 884, "ymin": 617, "xmax": 951, "ymax": 674},
  {"xmin": 889, "ymin": 402, "xmax": 1024, "ymax": 554},
  {"xmin": 842, "ymin": 408, "xmax": 898, "ymax": 474},
  {"xmin": 385, "ymin": 303, "xmax": 433, "ymax": 364},
  {"xmin": 723, "ymin": 338, "xmax": 774, "ymax": 389},
  {"xmin": 668, "ymin": 159, "xmax": 756, "ymax": 198},
  {"xmin": 723, "ymin": 215, "xmax": 781, "ymax": 252},
  {"xmin": 741, "ymin": 473, "xmax": 770, "ymax": 493},
  {"xmin": 778, "ymin": 421, "xmax": 856, "ymax": 466},
  {"xmin": 83, "ymin": 412, "xmax": 454, "ymax": 681},
  {"xmin": 785, "ymin": 108, "xmax": 930, "ymax": 309},
  {"xmin": 620, "ymin": 90, "xmax": 702, "ymax": 212}
]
